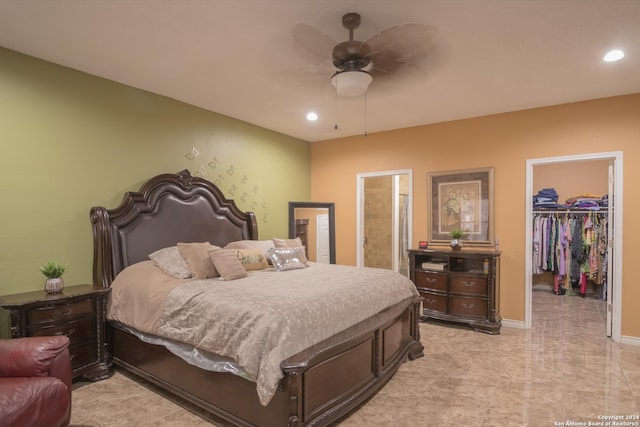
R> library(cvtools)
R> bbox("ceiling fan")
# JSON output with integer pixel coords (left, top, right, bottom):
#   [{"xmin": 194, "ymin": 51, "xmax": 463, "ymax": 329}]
[{"xmin": 293, "ymin": 12, "xmax": 445, "ymax": 97}]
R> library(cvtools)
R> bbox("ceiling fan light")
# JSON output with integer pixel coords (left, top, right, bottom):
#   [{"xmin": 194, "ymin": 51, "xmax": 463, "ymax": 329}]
[
  {"xmin": 603, "ymin": 49, "xmax": 624, "ymax": 62},
  {"xmin": 331, "ymin": 70, "xmax": 372, "ymax": 96}
]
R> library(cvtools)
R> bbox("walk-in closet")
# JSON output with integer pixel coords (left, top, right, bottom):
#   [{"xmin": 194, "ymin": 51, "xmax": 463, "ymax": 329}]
[{"xmin": 531, "ymin": 159, "xmax": 611, "ymax": 332}]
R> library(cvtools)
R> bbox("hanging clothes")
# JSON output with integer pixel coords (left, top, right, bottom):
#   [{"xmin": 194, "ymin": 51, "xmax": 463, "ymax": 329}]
[
  {"xmin": 532, "ymin": 210, "xmax": 608, "ymax": 298},
  {"xmin": 569, "ymin": 214, "xmax": 585, "ymax": 283}
]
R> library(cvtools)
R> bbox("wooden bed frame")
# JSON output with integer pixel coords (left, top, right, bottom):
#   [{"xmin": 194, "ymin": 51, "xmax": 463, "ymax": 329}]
[{"xmin": 91, "ymin": 169, "xmax": 424, "ymax": 427}]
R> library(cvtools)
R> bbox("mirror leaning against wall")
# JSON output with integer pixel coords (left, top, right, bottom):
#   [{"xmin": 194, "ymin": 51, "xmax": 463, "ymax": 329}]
[{"xmin": 288, "ymin": 202, "xmax": 336, "ymax": 264}]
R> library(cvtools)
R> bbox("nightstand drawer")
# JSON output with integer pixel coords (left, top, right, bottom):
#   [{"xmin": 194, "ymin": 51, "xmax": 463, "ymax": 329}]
[
  {"xmin": 450, "ymin": 274, "xmax": 488, "ymax": 296},
  {"xmin": 449, "ymin": 296, "xmax": 487, "ymax": 318},
  {"xmin": 415, "ymin": 271, "xmax": 447, "ymax": 292},
  {"xmin": 70, "ymin": 341, "xmax": 98, "ymax": 371},
  {"xmin": 29, "ymin": 317, "xmax": 95, "ymax": 346},
  {"xmin": 27, "ymin": 299, "xmax": 93, "ymax": 325}
]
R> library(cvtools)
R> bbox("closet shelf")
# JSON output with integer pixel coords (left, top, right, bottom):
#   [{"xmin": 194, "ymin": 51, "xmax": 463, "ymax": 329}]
[{"xmin": 532, "ymin": 209, "xmax": 609, "ymax": 214}]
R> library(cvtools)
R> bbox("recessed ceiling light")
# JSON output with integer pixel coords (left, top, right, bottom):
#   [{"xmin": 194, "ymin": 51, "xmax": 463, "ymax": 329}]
[
  {"xmin": 306, "ymin": 112, "xmax": 318, "ymax": 121},
  {"xmin": 603, "ymin": 49, "xmax": 624, "ymax": 62}
]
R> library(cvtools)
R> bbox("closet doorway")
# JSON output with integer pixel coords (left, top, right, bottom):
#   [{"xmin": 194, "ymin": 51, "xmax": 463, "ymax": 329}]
[
  {"xmin": 356, "ymin": 170, "xmax": 413, "ymax": 275},
  {"xmin": 525, "ymin": 151, "xmax": 623, "ymax": 342}
]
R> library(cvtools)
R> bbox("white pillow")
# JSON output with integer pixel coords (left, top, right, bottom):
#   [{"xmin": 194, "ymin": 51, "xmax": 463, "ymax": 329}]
[{"xmin": 148, "ymin": 247, "xmax": 192, "ymax": 279}]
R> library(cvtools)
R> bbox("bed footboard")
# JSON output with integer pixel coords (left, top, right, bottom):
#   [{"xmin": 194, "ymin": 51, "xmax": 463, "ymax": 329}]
[{"xmin": 109, "ymin": 297, "xmax": 423, "ymax": 427}]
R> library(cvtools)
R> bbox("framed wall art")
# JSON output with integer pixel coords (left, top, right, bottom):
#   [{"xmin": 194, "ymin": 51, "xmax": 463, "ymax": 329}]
[{"xmin": 427, "ymin": 167, "xmax": 494, "ymax": 247}]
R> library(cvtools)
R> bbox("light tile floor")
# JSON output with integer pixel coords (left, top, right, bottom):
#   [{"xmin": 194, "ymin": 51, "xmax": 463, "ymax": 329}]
[{"xmin": 71, "ymin": 291, "xmax": 640, "ymax": 427}]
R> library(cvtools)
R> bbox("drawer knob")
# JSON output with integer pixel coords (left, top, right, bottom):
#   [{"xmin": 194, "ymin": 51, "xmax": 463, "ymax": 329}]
[
  {"xmin": 425, "ymin": 298, "xmax": 436, "ymax": 304},
  {"xmin": 426, "ymin": 277, "xmax": 436, "ymax": 283},
  {"xmin": 463, "ymin": 281, "xmax": 476, "ymax": 287},
  {"xmin": 56, "ymin": 308, "xmax": 73, "ymax": 317},
  {"xmin": 462, "ymin": 303, "xmax": 475, "ymax": 309}
]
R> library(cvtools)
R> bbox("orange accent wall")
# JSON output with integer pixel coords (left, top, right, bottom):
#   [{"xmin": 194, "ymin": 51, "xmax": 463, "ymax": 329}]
[{"xmin": 311, "ymin": 93, "xmax": 640, "ymax": 338}]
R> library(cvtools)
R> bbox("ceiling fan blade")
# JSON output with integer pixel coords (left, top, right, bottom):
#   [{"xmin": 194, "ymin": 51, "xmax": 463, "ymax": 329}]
[
  {"xmin": 292, "ymin": 23, "xmax": 338, "ymax": 60},
  {"xmin": 365, "ymin": 23, "xmax": 449, "ymax": 86},
  {"xmin": 365, "ymin": 23, "xmax": 440, "ymax": 62}
]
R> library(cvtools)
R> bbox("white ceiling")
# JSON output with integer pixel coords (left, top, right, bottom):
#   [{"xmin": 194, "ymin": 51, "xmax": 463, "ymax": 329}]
[{"xmin": 1, "ymin": 1, "xmax": 638, "ymax": 142}]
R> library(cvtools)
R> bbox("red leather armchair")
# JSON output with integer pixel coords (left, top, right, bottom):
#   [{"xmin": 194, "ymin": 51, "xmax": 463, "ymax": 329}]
[{"xmin": 0, "ymin": 336, "xmax": 72, "ymax": 427}]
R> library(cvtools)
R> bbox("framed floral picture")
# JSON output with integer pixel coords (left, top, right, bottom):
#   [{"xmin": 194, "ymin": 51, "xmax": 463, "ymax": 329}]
[{"xmin": 427, "ymin": 167, "xmax": 494, "ymax": 247}]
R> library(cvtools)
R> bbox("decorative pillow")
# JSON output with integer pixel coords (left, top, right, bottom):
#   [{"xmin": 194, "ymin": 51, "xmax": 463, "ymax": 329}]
[
  {"xmin": 224, "ymin": 240, "xmax": 276, "ymax": 264},
  {"xmin": 267, "ymin": 247, "xmax": 309, "ymax": 272},
  {"xmin": 230, "ymin": 248, "xmax": 269, "ymax": 271},
  {"xmin": 291, "ymin": 246, "xmax": 309, "ymax": 266},
  {"xmin": 272, "ymin": 237, "xmax": 303, "ymax": 248},
  {"xmin": 177, "ymin": 242, "xmax": 220, "ymax": 279},
  {"xmin": 148, "ymin": 246, "xmax": 192, "ymax": 279},
  {"xmin": 209, "ymin": 249, "xmax": 248, "ymax": 280}
]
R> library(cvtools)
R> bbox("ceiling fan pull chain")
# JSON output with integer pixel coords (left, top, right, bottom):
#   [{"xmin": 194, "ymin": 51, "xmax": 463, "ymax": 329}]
[
  {"xmin": 363, "ymin": 91, "xmax": 368, "ymax": 136},
  {"xmin": 334, "ymin": 80, "xmax": 339, "ymax": 130}
]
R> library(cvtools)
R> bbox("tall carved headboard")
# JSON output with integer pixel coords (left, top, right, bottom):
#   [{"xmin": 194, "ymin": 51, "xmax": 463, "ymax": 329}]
[{"xmin": 90, "ymin": 169, "xmax": 258, "ymax": 287}]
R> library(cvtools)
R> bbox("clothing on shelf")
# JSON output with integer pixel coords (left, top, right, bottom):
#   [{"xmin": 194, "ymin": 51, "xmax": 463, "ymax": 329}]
[
  {"xmin": 533, "ymin": 188, "xmax": 560, "ymax": 209},
  {"xmin": 532, "ymin": 210, "xmax": 608, "ymax": 299},
  {"xmin": 533, "ymin": 187, "xmax": 608, "ymax": 210}
]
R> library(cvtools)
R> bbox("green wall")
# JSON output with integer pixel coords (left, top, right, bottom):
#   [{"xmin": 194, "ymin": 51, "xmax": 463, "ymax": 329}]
[{"xmin": 0, "ymin": 47, "xmax": 310, "ymax": 295}]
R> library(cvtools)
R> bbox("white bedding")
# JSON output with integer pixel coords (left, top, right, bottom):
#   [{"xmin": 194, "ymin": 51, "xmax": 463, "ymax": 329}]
[{"xmin": 108, "ymin": 261, "xmax": 419, "ymax": 406}]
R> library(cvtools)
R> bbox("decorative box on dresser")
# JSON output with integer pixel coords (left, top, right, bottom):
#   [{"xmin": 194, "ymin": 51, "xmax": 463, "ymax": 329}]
[
  {"xmin": 0, "ymin": 284, "xmax": 111, "ymax": 381},
  {"xmin": 409, "ymin": 248, "xmax": 501, "ymax": 334}
]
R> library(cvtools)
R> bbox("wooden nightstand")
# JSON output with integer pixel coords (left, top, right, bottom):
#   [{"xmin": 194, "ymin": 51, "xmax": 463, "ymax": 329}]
[{"xmin": 0, "ymin": 284, "xmax": 111, "ymax": 381}]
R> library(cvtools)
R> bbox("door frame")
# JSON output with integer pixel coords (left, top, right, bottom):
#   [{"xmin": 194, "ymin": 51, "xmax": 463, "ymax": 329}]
[
  {"xmin": 524, "ymin": 151, "xmax": 623, "ymax": 342},
  {"xmin": 356, "ymin": 169, "xmax": 413, "ymax": 270}
]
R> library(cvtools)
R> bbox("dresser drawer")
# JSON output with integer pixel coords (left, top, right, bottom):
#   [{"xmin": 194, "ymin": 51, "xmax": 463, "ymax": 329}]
[
  {"xmin": 415, "ymin": 271, "xmax": 447, "ymax": 292},
  {"xmin": 69, "ymin": 341, "xmax": 98, "ymax": 371},
  {"xmin": 419, "ymin": 291, "xmax": 447, "ymax": 314},
  {"xmin": 450, "ymin": 273, "xmax": 488, "ymax": 296},
  {"xmin": 27, "ymin": 299, "xmax": 94, "ymax": 325},
  {"xmin": 449, "ymin": 296, "xmax": 487, "ymax": 318},
  {"xmin": 28, "ymin": 317, "xmax": 96, "ymax": 346}
]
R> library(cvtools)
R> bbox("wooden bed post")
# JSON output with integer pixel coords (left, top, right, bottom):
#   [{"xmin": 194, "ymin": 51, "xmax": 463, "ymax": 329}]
[{"xmin": 90, "ymin": 206, "xmax": 114, "ymax": 288}]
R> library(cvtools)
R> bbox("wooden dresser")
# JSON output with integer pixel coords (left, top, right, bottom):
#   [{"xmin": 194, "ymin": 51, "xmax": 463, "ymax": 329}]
[
  {"xmin": 0, "ymin": 284, "xmax": 111, "ymax": 380},
  {"xmin": 409, "ymin": 248, "xmax": 501, "ymax": 334}
]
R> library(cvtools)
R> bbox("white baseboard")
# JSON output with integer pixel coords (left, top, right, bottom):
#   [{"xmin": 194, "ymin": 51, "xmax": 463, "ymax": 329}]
[
  {"xmin": 620, "ymin": 335, "xmax": 640, "ymax": 346},
  {"xmin": 501, "ymin": 319, "xmax": 525, "ymax": 329}
]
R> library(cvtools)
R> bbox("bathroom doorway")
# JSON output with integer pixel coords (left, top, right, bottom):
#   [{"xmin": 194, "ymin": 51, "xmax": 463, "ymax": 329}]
[{"xmin": 356, "ymin": 170, "xmax": 412, "ymax": 275}]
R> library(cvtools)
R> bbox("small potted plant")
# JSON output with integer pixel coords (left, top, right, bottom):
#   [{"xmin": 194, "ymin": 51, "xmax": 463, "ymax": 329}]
[
  {"xmin": 450, "ymin": 229, "xmax": 464, "ymax": 251},
  {"xmin": 40, "ymin": 261, "xmax": 67, "ymax": 294}
]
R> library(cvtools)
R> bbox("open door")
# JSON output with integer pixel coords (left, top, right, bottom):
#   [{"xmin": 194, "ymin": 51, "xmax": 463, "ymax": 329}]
[
  {"xmin": 356, "ymin": 170, "xmax": 412, "ymax": 274},
  {"xmin": 606, "ymin": 160, "xmax": 614, "ymax": 336}
]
